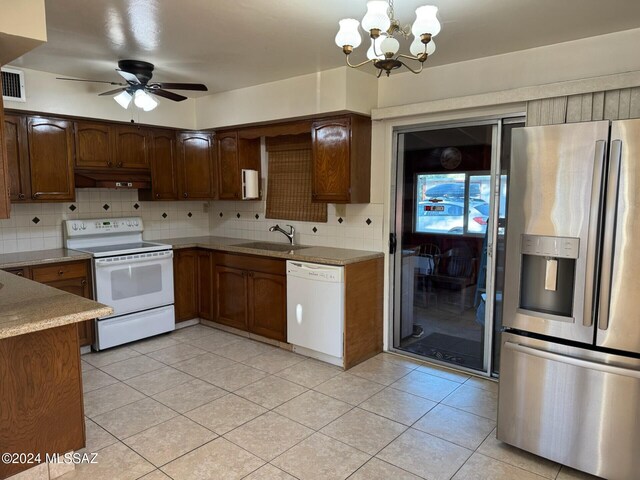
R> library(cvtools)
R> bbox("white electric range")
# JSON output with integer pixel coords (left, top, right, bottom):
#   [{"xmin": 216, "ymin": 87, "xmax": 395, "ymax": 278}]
[{"xmin": 64, "ymin": 217, "xmax": 175, "ymax": 350}]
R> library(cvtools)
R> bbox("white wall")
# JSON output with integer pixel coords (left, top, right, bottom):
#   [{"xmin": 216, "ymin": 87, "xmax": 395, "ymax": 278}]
[
  {"xmin": 377, "ymin": 27, "xmax": 640, "ymax": 110},
  {"xmin": 195, "ymin": 67, "xmax": 378, "ymax": 129},
  {"xmin": 0, "ymin": 0, "xmax": 46, "ymax": 64},
  {"xmin": 4, "ymin": 67, "xmax": 197, "ymax": 129}
]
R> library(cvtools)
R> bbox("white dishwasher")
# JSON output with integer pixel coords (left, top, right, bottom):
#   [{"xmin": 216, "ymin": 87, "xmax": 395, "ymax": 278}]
[{"xmin": 286, "ymin": 261, "xmax": 345, "ymax": 366}]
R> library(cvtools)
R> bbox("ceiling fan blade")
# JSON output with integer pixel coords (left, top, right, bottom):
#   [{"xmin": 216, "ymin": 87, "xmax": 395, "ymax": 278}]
[
  {"xmin": 99, "ymin": 87, "xmax": 127, "ymax": 96},
  {"xmin": 116, "ymin": 69, "xmax": 142, "ymax": 84},
  {"xmin": 56, "ymin": 77, "xmax": 125, "ymax": 86},
  {"xmin": 148, "ymin": 88, "xmax": 188, "ymax": 102},
  {"xmin": 150, "ymin": 82, "xmax": 208, "ymax": 91}
]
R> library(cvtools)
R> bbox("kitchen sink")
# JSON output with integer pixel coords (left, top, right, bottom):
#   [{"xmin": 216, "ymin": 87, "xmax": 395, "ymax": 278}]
[{"xmin": 237, "ymin": 242, "xmax": 309, "ymax": 252}]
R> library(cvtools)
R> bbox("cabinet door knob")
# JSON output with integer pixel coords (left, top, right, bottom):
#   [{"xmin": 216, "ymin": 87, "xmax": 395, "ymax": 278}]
[
  {"xmin": 117, "ymin": 162, "xmax": 123, "ymax": 167},
  {"xmin": 16, "ymin": 271, "xmax": 23, "ymax": 276},
  {"xmin": 58, "ymin": 270, "xmax": 64, "ymax": 276},
  {"xmin": 32, "ymin": 193, "xmax": 41, "ymax": 199},
  {"xmin": 155, "ymin": 193, "xmax": 160, "ymax": 198},
  {"xmin": 107, "ymin": 161, "xmax": 113, "ymax": 167},
  {"xmin": 18, "ymin": 193, "xmax": 25, "ymax": 200},
  {"xmin": 183, "ymin": 192, "xmax": 188, "ymax": 198},
  {"xmin": 81, "ymin": 279, "xmax": 87, "ymax": 286}
]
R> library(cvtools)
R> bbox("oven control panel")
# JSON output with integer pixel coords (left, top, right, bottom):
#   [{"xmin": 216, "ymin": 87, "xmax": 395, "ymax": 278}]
[{"xmin": 65, "ymin": 217, "xmax": 144, "ymax": 236}]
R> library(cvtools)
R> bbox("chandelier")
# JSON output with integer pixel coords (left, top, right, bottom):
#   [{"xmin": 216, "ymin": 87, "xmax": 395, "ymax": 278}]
[{"xmin": 335, "ymin": 0, "xmax": 441, "ymax": 77}]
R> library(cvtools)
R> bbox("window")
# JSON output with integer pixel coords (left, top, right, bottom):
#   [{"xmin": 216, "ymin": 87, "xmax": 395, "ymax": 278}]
[{"xmin": 414, "ymin": 172, "xmax": 505, "ymax": 236}]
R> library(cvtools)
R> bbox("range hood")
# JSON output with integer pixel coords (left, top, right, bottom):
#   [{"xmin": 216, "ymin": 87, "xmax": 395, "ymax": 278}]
[{"xmin": 74, "ymin": 170, "xmax": 151, "ymax": 189}]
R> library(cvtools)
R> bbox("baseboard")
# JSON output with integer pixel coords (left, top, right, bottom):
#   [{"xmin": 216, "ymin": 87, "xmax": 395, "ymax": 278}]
[
  {"xmin": 175, "ymin": 318, "xmax": 200, "ymax": 329},
  {"xmin": 199, "ymin": 319, "xmax": 292, "ymax": 351}
]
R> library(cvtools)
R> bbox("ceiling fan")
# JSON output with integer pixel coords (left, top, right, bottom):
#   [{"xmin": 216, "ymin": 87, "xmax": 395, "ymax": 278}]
[{"xmin": 57, "ymin": 60, "xmax": 208, "ymax": 111}]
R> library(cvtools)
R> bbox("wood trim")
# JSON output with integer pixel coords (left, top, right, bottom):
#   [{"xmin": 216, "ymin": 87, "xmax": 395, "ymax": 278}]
[
  {"xmin": 214, "ymin": 252, "xmax": 286, "ymax": 275},
  {"xmin": 343, "ymin": 257, "xmax": 384, "ymax": 369},
  {"xmin": 0, "ymin": 70, "xmax": 10, "ymax": 218}
]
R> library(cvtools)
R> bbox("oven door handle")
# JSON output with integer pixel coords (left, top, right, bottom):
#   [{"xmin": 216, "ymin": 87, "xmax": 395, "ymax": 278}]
[{"xmin": 95, "ymin": 250, "xmax": 173, "ymax": 267}]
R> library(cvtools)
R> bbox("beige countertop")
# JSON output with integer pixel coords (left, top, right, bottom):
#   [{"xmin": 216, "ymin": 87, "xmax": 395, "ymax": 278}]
[
  {"xmin": 0, "ymin": 271, "xmax": 112, "ymax": 340},
  {"xmin": 154, "ymin": 236, "xmax": 384, "ymax": 265},
  {"xmin": 0, "ymin": 248, "xmax": 92, "ymax": 270}
]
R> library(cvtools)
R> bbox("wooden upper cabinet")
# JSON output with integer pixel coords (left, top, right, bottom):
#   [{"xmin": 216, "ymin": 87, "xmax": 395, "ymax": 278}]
[
  {"xmin": 27, "ymin": 116, "xmax": 75, "ymax": 201},
  {"xmin": 148, "ymin": 129, "xmax": 178, "ymax": 200},
  {"xmin": 177, "ymin": 131, "xmax": 216, "ymax": 199},
  {"xmin": 217, "ymin": 131, "xmax": 240, "ymax": 199},
  {"xmin": 74, "ymin": 121, "xmax": 114, "ymax": 169},
  {"xmin": 216, "ymin": 131, "xmax": 261, "ymax": 201},
  {"xmin": 113, "ymin": 125, "xmax": 150, "ymax": 170},
  {"xmin": 311, "ymin": 114, "xmax": 371, "ymax": 203},
  {"xmin": 4, "ymin": 114, "xmax": 30, "ymax": 202}
]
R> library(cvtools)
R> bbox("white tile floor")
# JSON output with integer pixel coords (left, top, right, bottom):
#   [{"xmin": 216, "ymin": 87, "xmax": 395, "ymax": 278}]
[{"xmin": 56, "ymin": 324, "xmax": 601, "ymax": 480}]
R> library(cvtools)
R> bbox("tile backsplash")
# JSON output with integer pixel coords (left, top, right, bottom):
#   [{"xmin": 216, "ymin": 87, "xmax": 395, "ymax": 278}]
[
  {"xmin": 0, "ymin": 189, "xmax": 210, "ymax": 254},
  {"xmin": 0, "ymin": 190, "xmax": 384, "ymax": 255},
  {"xmin": 209, "ymin": 199, "xmax": 384, "ymax": 252}
]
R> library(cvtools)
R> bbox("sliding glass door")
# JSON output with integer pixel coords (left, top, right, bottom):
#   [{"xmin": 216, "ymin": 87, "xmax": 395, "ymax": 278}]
[{"xmin": 392, "ymin": 118, "xmax": 524, "ymax": 376}]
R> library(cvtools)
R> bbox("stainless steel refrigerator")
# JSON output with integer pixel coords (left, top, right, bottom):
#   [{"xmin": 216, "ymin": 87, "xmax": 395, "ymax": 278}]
[{"xmin": 498, "ymin": 119, "xmax": 640, "ymax": 480}]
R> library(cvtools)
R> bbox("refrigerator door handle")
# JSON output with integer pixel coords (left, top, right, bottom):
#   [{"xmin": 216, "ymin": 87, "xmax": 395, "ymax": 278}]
[
  {"xmin": 598, "ymin": 139, "xmax": 623, "ymax": 331},
  {"xmin": 584, "ymin": 139, "xmax": 607, "ymax": 327},
  {"xmin": 504, "ymin": 341, "xmax": 640, "ymax": 379}
]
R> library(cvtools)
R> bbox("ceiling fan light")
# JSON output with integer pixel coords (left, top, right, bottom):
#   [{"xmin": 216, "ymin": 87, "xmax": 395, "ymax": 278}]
[
  {"xmin": 361, "ymin": 1, "xmax": 391, "ymax": 33},
  {"xmin": 142, "ymin": 93, "xmax": 158, "ymax": 111},
  {"xmin": 114, "ymin": 90, "xmax": 132, "ymax": 109},
  {"xmin": 133, "ymin": 89, "xmax": 158, "ymax": 111},
  {"xmin": 412, "ymin": 5, "xmax": 441, "ymax": 37},
  {"xmin": 335, "ymin": 18, "xmax": 362, "ymax": 49}
]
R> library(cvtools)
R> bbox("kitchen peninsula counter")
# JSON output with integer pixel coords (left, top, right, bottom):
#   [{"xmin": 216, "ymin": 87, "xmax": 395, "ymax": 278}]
[
  {"xmin": 0, "ymin": 270, "xmax": 111, "ymax": 339},
  {"xmin": 0, "ymin": 248, "xmax": 92, "ymax": 270},
  {"xmin": 0, "ymin": 271, "xmax": 111, "ymax": 479}
]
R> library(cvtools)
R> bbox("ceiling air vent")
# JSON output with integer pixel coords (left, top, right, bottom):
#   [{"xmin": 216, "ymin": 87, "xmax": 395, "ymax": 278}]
[{"xmin": 2, "ymin": 67, "xmax": 26, "ymax": 102}]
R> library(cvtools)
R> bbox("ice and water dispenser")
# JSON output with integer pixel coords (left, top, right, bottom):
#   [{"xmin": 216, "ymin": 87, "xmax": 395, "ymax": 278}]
[{"xmin": 518, "ymin": 235, "xmax": 580, "ymax": 319}]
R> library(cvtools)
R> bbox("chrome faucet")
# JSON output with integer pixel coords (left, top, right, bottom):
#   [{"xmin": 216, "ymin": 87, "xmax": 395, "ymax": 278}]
[{"xmin": 269, "ymin": 224, "xmax": 295, "ymax": 245}]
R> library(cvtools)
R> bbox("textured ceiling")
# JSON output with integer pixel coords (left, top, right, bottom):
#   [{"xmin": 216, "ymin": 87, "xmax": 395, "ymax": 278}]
[{"xmin": 11, "ymin": 0, "xmax": 640, "ymax": 95}]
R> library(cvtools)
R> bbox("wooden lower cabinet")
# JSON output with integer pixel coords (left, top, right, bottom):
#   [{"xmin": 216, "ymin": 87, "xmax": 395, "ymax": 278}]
[
  {"xmin": 31, "ymin": 261, "xmax": 94, "ymax": 347},
  {"xmin": 215, "ymin": 265, "xmax": 249, "ymax": 330},
  {"xmin": 3, "ymin": 261, "xmax": 95, "ymax": 347},
  {"xmin": 213, "ymin": 253, "xmax": 286, "ymax": 341},
  {"xmin": 174, "ymin": 248, "xmax": 215, "ymax": 323},
  {"xmin": 0, "ymin": 323, "xmax": 85, "ymax": 479},
  {"xmin": 174, "ymin": 249, "xmax": 199, "ymax": 323},
  {"xmin": 248, "ymin": 271, "xmax": 286, "ymax": 342},
  {"xmin": 197, "ymin": 250, "xmax": 213, "ymax": 321}
]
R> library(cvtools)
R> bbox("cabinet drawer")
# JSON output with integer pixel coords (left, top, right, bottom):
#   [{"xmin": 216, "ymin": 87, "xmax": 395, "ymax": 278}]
[
  {"xmin": 3, "ymin": 268, "xmax": 30, "ymax": 278},
  {"xmin": 31, "ymin": 261, "xmax": 88, "ymax": 283},
  {"xmin": 214, "ymin": 252, "xmax": 286, "ymax": 276}
]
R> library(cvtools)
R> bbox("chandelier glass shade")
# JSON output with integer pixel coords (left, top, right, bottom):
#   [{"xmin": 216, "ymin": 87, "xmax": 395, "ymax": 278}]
[{"xmin": 335, "ymin": 0, "xmax": 441, "ymax": 77}]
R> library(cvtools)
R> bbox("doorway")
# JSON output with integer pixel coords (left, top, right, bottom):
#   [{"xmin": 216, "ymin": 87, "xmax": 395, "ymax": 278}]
[{"xmin": 392, "ymin": 117, "xmax": 524, "ymax": 376}]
